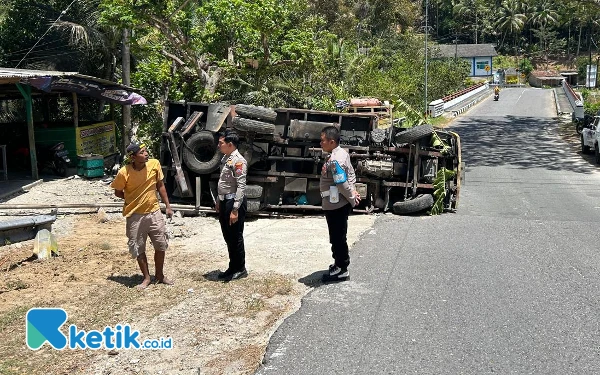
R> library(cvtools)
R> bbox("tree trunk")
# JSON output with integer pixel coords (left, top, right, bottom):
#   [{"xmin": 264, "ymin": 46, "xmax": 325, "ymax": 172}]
[{"xmin": 577, "ymin": 24, "xmax": 582, "ymax": 57}]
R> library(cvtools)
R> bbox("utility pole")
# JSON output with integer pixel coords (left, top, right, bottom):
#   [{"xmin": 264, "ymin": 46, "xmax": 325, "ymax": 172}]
[
  {"xmin": 424, "ymin": 0, "xmax": 429, "ymax": 118},
  {"xmin": 122, "ymin": 28, "xmax": 131, "ymax": 153}
]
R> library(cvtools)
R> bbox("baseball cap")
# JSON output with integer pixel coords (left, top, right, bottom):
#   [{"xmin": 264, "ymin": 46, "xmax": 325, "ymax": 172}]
[{"xmin": 126, "ymin": 141, "xmax": 146, "ymax": 157}]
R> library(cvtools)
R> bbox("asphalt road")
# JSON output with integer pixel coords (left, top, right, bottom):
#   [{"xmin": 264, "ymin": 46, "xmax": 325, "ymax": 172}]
[{"xmin": 256, "ymin": 88, "xmax": 600, "ymax": 374}]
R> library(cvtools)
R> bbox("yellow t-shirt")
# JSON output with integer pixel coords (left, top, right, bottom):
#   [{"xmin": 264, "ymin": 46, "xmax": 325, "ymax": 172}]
[{"xmin": 110, "ymin": 159, "xmax": 163, "ymax": 217}]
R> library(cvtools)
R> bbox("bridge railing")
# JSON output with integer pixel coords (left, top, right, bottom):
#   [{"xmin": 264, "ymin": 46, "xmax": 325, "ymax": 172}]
[{"xmin": 562, "ymin": 80, "xmax": 584, "ymax": 119}]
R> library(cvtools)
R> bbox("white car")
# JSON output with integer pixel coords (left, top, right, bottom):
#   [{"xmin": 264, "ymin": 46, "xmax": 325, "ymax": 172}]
[{"xmin": 581, "ymin": 115, "xmax": 600, "ymax": 162}]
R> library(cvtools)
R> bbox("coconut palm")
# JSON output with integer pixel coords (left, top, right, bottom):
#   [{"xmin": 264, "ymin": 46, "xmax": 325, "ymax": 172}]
[
  {"xmin": 529, "ymin": 0, "xmax": 559, "ymax": 56},
  {"xmin": 496, "ymin": 0, "xmax": 527, "ymax": 50}
]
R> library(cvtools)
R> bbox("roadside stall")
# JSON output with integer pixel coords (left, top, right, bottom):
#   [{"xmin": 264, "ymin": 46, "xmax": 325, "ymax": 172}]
[{"xmin": 0, "ymin": 68, "xmax": 146, "ymax": 179}]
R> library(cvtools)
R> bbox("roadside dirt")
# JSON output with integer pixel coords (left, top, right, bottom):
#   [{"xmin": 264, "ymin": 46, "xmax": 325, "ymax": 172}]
[{"xmin": 0, "ymin": 178, "xmax": 376, "ymax": 374}]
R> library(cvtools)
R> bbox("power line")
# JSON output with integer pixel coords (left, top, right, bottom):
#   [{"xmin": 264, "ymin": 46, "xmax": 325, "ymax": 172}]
[{"xmin": 15, "ymin": 0, "xmax": 78, "ymax": 69}]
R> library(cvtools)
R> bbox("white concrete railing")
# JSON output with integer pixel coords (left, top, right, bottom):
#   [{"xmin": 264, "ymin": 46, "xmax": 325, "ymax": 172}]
[
  {"xmin": 443, "ymin": 82, "xmax": 489, "ymax": 110},
  {"xmin": 562, "ymin": 80, "xmax": 584, "ymax": 119}
]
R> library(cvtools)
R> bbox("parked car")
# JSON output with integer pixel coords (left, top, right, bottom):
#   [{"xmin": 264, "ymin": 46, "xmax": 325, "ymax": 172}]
[
  {"xmin": 581, "ymin": 115, "xmax": 600, "ymax": 162},
  {"xmin": 160, "ymin": 101, "xmax": 462, "ymax": 215}
]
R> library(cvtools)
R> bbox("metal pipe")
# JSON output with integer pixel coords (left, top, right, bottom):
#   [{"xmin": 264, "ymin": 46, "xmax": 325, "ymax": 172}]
[{"xmin": 267, "ymin": 156, "xmax": 316, "ymax": 162}]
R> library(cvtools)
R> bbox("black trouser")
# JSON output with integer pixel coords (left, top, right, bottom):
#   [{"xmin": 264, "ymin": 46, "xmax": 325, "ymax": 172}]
[
  {"xmin": 219, "ymin": 197, "xmax": 247, "ymax": 271},
  {"xmin": 325, "ymin": 203, "xmax": 352, "ymax": 270}
]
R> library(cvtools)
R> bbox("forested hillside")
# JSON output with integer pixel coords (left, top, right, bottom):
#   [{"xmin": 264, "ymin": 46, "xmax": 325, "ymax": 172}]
[{"xmin": 1, "ymin": 0, "xmax": 599, "ymax": 141}]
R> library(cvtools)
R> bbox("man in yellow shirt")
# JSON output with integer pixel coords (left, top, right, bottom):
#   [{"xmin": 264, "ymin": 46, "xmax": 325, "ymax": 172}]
[{"xmin": 111, "ymin": 141, "xmax": 174, "ymax": 289}]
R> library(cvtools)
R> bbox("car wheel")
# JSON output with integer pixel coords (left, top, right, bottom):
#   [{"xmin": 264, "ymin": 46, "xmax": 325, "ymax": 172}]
[{"xmin": 582, "ymin": 136, "xmax": 590, "ymax": 154}]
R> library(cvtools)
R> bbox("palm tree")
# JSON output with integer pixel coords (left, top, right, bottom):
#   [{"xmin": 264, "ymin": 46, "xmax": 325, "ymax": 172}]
[
  {"xmin": 496, "ymin": 0, "xmax": 527, "ymax": 50},
  {"xmin": 529, "ymin": 0, "xmax": 559, "ymax": 57},
  {"xmin": 452, "ymin": 0, "xmax": 493, "ymax": 44}
]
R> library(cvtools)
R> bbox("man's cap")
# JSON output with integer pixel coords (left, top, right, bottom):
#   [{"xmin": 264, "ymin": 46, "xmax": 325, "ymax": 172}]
[{"xmin": 126, "ymin": 141, "xmax": 146, "ymax": 156}]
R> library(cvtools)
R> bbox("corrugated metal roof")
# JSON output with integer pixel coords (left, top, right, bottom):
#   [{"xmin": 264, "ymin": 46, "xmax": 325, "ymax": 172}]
[
  {"xmin": 434, "ymin": 44, "xmax": 498, "ymax": 58},
  {"xmin": 0, "ymin": 67, "xmax": 135, "ymax": 90}
]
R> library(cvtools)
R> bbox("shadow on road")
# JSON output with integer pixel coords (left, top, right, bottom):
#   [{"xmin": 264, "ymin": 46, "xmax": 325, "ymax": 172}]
[{"xmin": 450, "ymin": 115, "xmax": 596, "ymax": 174}]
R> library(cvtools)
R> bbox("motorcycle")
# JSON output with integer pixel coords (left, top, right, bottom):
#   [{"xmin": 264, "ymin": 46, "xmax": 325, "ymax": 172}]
[{"xmin": 37, "ymin": 142, "xmax": 71, "ymax": 177}]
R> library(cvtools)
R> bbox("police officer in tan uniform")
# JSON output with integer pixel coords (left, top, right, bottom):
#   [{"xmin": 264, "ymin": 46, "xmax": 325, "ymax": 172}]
[
  {"xmin": 319, "ymin": 126, "xmax": 361, "ymax": 282},
  {"xmin": 215, "ymin": 130, "xmax": 248, "ymax": 281}
]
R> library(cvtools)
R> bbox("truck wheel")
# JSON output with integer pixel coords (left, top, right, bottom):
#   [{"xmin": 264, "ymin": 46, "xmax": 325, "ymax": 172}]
[
  {"xmin": 182, "ymin": 131, "xmax": 222, "ymax": 174},
  {"xmin": 233, "ymin": 117, "xmax": 276, "ymax": 135},
  {"xmin": 246, "ymin": 185, "xmax": 263, "ymax": 199},
  {"xmin": 392, "ymin": 194, "xmax": 434, "ymax": 215},
  {"xmin": 395, "ymin": 124, "xmax": 434, "ymax": 145},
  {"xmin": 247, "ymin": 199, "xmax": 261, "ymax": 213},
  {"xmin": 235, "ymin": 104, "xmax": 277, "ymax": 123},
  {"xmin": 582, "ymin": 135, "xmax": 590, "ymax": 154},
  {"xmin": 595, "ymin": 146, "xmax": 600, "ymax": 165}
]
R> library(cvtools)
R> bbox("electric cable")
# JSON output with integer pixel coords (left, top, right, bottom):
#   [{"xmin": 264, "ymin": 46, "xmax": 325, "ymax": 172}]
[{"xmin": 15, "ymin": 0, "xmax": 78, "ymax": 68}]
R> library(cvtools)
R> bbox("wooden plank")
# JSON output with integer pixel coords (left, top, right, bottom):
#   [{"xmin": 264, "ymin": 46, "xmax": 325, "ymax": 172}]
[
  {"xmin": 168, "ymin": 117, "xmax": 185, "ymax": 133},
  {"xmin": 181, "ymin": 111, "xmax": 203, "ymax": 136}
]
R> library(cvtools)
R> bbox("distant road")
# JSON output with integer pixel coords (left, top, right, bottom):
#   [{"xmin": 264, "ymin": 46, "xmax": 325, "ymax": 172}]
[{"xmin": 256, "ymin": 88, "xmax": 600, "ymax": 374}]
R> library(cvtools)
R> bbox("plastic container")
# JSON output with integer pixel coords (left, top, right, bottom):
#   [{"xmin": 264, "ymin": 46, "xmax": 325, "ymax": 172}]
[{"xmin": 33, "ymin": 229, "xmax": 58, "ymax": 259}]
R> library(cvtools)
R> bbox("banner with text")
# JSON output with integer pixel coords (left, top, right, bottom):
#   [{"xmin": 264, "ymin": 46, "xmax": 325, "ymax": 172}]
[{"xmin": 76, "ymin": 121, "xmax": 117, "ymax": 156}]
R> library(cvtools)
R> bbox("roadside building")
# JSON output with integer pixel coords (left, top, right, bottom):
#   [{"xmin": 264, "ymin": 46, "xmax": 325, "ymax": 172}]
[{"xmin": 433, "ymin": 43, "xmax": 498, "ymax": 77}]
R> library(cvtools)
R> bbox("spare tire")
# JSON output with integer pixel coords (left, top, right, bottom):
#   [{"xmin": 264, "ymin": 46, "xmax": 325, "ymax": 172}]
[
  {"xmin": 395, "ymin": 124, "xmax": 434, "ymax": 145},
  {"xmin": 247, "ymin": 199, "xmax": 261, "ymax": 213},
  {"xmin": 235, "ymin": 104, "xmax": 277, "ymax": 123},
  {"xmin": 246, "ymin": 185, "xmax": 263, "ymax": 199},
  {"xmin": 233, "ymin": 117, "xmax": 276, "ymax": 135},
  {"xmin": 392, "ymin": 194, "xmax": 434, "ymax": 215},
  {"xmin": 182, "ymin": 131, "xmax": 222, "ymax": 174}
]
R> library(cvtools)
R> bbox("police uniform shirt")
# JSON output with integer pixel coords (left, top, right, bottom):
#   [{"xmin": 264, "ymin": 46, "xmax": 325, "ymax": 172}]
[
  {"xmin": 320, "ymin": 146, "xmax": 357, "ymax": 211},
  {"xmin": 218, "ymin": 149, "xmax": 248, "ymax": 210}
]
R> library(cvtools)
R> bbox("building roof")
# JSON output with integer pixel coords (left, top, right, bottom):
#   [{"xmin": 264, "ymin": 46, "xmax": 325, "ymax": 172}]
[{"xmin": 434, "ymin": 44, "xmax": 498, "ymax": 58}]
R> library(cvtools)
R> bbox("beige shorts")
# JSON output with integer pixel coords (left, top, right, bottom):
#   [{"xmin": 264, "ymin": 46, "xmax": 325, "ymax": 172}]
[{"xmin": 126, "ymin": 210, "xmax": 168, "ymax": 258}]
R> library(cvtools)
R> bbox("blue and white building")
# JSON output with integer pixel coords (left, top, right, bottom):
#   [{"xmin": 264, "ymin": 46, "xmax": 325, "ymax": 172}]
[{"xmin": 434, "ymin": 44, "xmax": 498, "ymax": 77}]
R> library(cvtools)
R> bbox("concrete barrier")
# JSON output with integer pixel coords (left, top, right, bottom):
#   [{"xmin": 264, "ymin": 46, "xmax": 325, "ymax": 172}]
[{"xmin": 562, "ymin": 80, "xmax": 584, "ymax": 119}]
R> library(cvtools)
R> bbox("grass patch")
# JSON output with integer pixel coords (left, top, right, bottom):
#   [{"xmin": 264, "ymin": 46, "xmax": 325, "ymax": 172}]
[
  {"xmin": 0, "ymin": 359, "xmax": 22, "ymax": 375},
  {"xmin": 5, "ymin": 279, "xmax": 28, "ymax": 291},
  {"xmin": 98, "ymin": 242, "xmax": 112, "ymax": 251},
  {"xmin": 0, "ymin": 305, "xmax": 30, "ymax": 332}
]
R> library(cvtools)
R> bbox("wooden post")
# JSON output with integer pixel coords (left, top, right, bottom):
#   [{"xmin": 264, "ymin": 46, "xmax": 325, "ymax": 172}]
[
  {"xmin": 122, "ymin": 28, "xmax": 132, "ymax": 149},
  {"xmin": 72, "ymin": 92, "xmax": 79, "ymax": 128},
  {"xmin": 16, "ymin": 83, "xmax": 38, "ymax": 180}
]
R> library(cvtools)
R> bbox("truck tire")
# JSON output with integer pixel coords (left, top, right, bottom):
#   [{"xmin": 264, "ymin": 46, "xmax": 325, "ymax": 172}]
[
  {"xmin": 233, "ymin": 117, "xmax": 276, "ymax": 135},
  {"xmin": 182, "ymin": 131, "xmax": 222, "ymax": 174},
  {"xmin": 395, "ymin": 124, "xmax": 434, "ymax": 145},
  {"xmin": 235, "ymin": 104, "xmax": 277, "ymax": 123},
  {"xmin": 246, "ymin": 184, "xmax": 263, "ymax": 199},
  {"xmin": 247, "ymin": 199, "xmax": 261, "ymax": 213},
  {"xmin": 392, "ymin": 194, "xmax": 434, "ymax": 215},
  {"xmin": 582, "ymin": 135, "xmax": 590, "ymax": 154},
  {"xmin": 595, "ymin": 146, "xmax": 600, "ymax": 165}
]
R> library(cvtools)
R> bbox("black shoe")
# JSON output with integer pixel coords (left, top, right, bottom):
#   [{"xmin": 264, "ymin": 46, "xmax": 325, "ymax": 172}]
[
  {"xmin": 230, "ymin": 268, "xmax": 248, "ymax": 281},
  {"xmin": 217, "ymin": 268, "xmax": 235, "ymax": 280},
  {"xmin": 220, "ymin": 268, "xmax": 248, "ymax": 282},
  {"xmin": 322, "ymin": 266, "xmax": 349, "ymax": 282}
]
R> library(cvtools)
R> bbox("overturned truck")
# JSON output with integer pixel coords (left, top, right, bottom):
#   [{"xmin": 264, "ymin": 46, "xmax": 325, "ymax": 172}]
[{"xmin": 160, "ymin": 101, "xmax": 461, "ymax": 215}]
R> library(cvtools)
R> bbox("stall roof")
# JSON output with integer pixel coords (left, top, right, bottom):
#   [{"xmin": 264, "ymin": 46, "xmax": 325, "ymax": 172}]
[
  {"xmin": 0, "ymin": 67, "xmax": 137, "ymax": 90},
  {"xmin": 0, "ymin": 67, "xmax": 146, "ymax": 105}
]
